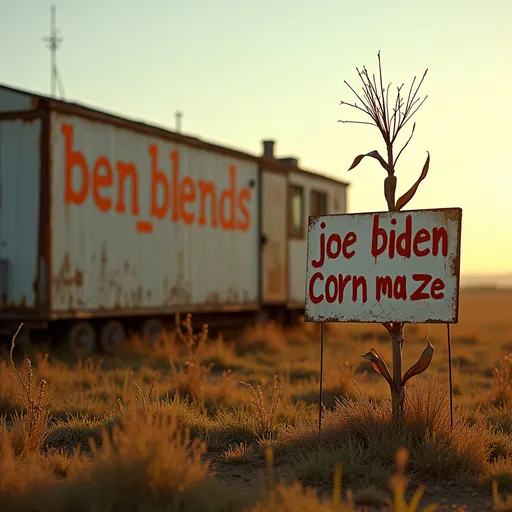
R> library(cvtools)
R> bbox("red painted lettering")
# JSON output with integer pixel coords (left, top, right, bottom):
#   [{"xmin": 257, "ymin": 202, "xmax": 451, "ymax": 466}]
[
  {"xmin": 343, "ymin": 232, "xmax": 357, "ymax": 259},
  {"xmin": 115, "ymin": 162, "xmax": 139, "ymax": 215},
  {"xmin": 326, "ymin": 234, "xmax": 342, "ymax": 259},
  {"xmin": 149, "ymin": 144, "xmax": 170, "ymax": 220},
  {"xmin": 410, "ymin": 274, "xmax": 432, "ymax": 301},
  {"xmin": 389, "ymin": 218, "xmax": 397, "ymax": 259},
  {"xmin": 432, "ymin": 227, "xmax": 448, "ymax": 257},
  {"xmin": 237, "ymin": 188, "xmax": 251, "ymax": 231},
  {"xmin": 413, "ymin": 229, "xmax": 430, "ymax": 257},
  {"xmin": 171, "ymin": 150, "xmax": 180, "ymax": 222},
  {"xmin": 376, "ymin": 276, "xmax": 393, "ymax": 301},
  {"xmin": 396, "ymin": 215, "xmax": 412, "ymax": 258},
  {"xmin": 313, "ymin": 223, "xmax": 357, "ymax": 268},
  {"xmin": 431, "ymin": 278, "xmax": 445, "ymax": 299},
  {"xmin": 337, "ymin": 274, "xmax": 351, "ymax": 303},
  {"xmin": 92, "ymin": 156, "xmax": 113, "ymax": 212},
  {"xmin": 220, "ymin": 165, "xmax": 236, "ymax": 231},
  {"xmin": 308, "ymin": 272, "xmax": 324, "ymax": 304},
  {"xmin": 352, "ymin": 276, "xmax": 368, "ymax": 303},
  {"xmin": 62, "ymin": 124, "xmax": 89, "ymax": 205},
  {"xmin": 325, "ymin": 275, "xmax": 338, "ymax": 303},
  {"xmin": 371, "ymin": 215, "xmax": 387, "ymax": 259},
  {"xmin": 180, "ymin": 176, "xmax": 196, "ymax": 225},
  {"xmin": 312, "ymin": 223, "xmax": 326, "ymax": 268},
  {"xmin": 198, "ymin": 180, "xmax": 217, "ymax": 227},
  {"xmin": 61, "ymin": 123, "xmax": 253, "ymax": 234},
  {"xmin": 393, "ymin": 275, "xmax": 407, "ymax": 300},
  {"xmin": 372, "ymin": 214, "xmax": 450, "ymax": 261}
]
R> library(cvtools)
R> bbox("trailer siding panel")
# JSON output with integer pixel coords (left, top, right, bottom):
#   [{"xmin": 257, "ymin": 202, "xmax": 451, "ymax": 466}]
[
  {"xmin": 50, "ymin": 112, "xmax": 259, "ymax": 313},
  {"xmin": 261, "ymin": 170, "xmax": 287, "ymax": 303},
  {"xmin": 0, "ymin": 118, "xmax": 42, "ymax": 308}
]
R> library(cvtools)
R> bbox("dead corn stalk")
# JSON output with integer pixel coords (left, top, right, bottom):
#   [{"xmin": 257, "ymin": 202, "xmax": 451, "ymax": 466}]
[{"xmin": 339, "ymin": 52, "xmax": 433, "ymax": 422}]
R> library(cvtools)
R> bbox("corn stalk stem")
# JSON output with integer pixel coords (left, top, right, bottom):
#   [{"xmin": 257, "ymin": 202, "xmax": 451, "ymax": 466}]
[
  {"xmin": 390, "ymin": 324, "xmax": 405, "ymax": 420},
  {"xmin": 386, "ymin": 146, "xmax": 405, "ymax": 421}
]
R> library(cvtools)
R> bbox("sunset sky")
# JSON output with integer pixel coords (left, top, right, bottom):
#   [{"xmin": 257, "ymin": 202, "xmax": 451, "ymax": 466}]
[{"xmin": 1, "ymin": 0, "xmax": 511, "ymax": 276}]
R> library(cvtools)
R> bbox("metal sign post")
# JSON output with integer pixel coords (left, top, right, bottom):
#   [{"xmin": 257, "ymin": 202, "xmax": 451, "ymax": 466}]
[
  {"xmin": 318, "ymin": 322, "xmax": 325, "ymax": 433},
  {"xmin": 447, "ymin": 323, "xmax": 454, "ymax": 429}
]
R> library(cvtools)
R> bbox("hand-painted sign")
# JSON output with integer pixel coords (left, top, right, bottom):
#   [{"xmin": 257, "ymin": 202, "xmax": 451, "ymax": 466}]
[{"xmin": 305, "ymin": 208, "xmax": 462, "ymax": 323}]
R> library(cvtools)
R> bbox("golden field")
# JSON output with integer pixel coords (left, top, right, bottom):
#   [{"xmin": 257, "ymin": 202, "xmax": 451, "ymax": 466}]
[{"xmin": 1, "ymin": 289, "xmax": 512, "ymax": 511}]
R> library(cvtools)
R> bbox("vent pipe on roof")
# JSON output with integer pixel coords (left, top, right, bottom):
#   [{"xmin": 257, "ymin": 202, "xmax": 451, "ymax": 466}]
[
  {"xmin": 175, "ymin": 111, "xmax": 183, "ymax": 133},
  {"xmin": 262, "ymin": 140, "xmax": 275, "ymax": 159}
]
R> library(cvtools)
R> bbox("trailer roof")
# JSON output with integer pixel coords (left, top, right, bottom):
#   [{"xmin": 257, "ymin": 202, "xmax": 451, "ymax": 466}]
[{"xmin": 0, "ymin": 82, "xmax": 349, "ymax": 188}]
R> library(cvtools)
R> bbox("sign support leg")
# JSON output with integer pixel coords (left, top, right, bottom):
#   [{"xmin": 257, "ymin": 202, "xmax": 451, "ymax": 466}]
[
  {"xmin": 318, "ymin": 321, "xmax": 325, "ymax": 433},
  {"xmin": 447, "ymin": 323, "xmax": 454, "ymax": 430}
]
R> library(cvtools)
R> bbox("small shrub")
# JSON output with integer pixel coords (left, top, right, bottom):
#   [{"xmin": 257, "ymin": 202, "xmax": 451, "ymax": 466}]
[
  {"xmin": 493, "ymin": 353, "xmax": 512, "ymax": 410},
  {"xmin": 133, "ymin": 372, "xmax": 160, "ymax": 413},
  {"xmin": 170, "ymin": 314, "xmax": 214, "ymax": 401},
  {"xmin": 237, "ymin": 322, "xmax": 288, "ymax": 355},
  {"xmin": 223, "ymin": 442, "xmax": 255, "ymax": 464},
  {"xmin": 240, "ymin": 375, "xmax": 284, "ymax": 441},
  {"xmin": 6, "ymin": 325, "xmax": 51, "ymax": 456},
  {"xmin": 278, "ymin": 377, "xmax": 495, "ymax": 483}
]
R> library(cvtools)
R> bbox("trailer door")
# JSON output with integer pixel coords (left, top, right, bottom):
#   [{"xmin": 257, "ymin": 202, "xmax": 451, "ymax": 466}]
[{"xmin": 261, "ymin": 170, "xmax": 287, "ymax": 304}]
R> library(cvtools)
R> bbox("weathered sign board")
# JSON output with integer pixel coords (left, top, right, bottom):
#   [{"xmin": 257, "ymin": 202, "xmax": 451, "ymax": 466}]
[{"xmin": 304, "ymin": 208, "xmax": 462, "ymax": 324}]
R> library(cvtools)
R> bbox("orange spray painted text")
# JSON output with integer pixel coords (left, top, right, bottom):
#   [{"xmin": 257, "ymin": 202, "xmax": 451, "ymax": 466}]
[{"xmin": 61, "ymin": 124, "xmax": 253, "ymax": 233}]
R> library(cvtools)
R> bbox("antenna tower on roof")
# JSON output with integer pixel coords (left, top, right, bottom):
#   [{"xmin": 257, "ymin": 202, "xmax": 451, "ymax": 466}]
[{"xmin": 42, "ymin": 5, "xmax": 64, "ymax": 98}]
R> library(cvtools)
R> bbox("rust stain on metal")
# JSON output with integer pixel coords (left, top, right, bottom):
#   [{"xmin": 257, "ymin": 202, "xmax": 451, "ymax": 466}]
[
  {"xmin": 205, "ymin": 292, "xmax": 221, "ymax": 304},
  {"xmin": 32, "ymin": 279, "xmax": 39, "ymax": 303},
  {"xmin": 53, "ymin": 253, "xmax": 85, "ymax": 304},
  {"xmin": 99, "ymin": 243, "xmax": 108, "ymax": 293},
  {"xmin": 130, "ymin": 286, "xmax": 143, "ymax": 308},
  {"xmin": 265, "ymin": 241, "xmax": 286, "ymax": 296},
  {"xmin": 308, "ymin": 215, "xmax": 320, "ymax": 233},
  {"xmin": 266, "ymin": 241, "xmax": 285, "ymax": 297},
  {"xmin": 4, "ymin": 296, "xmax": 29, "ymax": 309},
  {"xmin": 163, "ymin": 274, "xmax": 192, "ymax": 306},
  {"xmin": 21, "ymin": 117, "xmax": 37, "ymax": 126}
]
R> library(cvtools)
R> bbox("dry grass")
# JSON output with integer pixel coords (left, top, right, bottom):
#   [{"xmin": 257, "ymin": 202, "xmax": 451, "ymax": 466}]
[{"xmin": 1, "ymin": 289, "xmax": 512, "ymax": 510}]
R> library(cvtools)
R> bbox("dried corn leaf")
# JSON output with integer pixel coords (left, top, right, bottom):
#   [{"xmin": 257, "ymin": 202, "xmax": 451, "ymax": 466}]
[
  {"xmin": 401, "ymin": 335, "xmax": 435, "ymax": 386},
  {"xmin": 347, "ymin": 150, "xmax": 389, "ymax": 173},
  {"xmin": 361, "ymin": 348, "xmax": 396, "ymax": 391},
  {"xmin": 395, "ymin": 152, "xmax": 430, "ymax": 211}
]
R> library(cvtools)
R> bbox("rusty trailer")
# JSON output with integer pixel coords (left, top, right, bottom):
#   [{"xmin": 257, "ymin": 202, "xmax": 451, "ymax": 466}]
[{"xmin": 0, "ymin": 83, "xmax": 349, "ymax": 353}]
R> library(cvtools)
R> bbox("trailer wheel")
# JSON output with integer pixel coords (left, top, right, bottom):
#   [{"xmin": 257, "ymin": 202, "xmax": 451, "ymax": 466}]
[
  {"xmin": 99, "ymin": 320, "xmax": 126, "ymax": 354},
  {"xmin": 254, "ymin": 309, "xmax": 270, "ymax": 325},
  {"xmin": 65, "ymin": 321, "xmax": 97, "ymax": 355},
  {"xmin": 141, "ymin": 318, "xmax": 165, "ymax": 345}
]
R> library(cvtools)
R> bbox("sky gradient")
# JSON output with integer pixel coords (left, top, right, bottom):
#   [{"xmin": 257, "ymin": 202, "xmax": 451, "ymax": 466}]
[{"xmin": 1, "ymin": 0, "xmax": 511, "ymax": 276}]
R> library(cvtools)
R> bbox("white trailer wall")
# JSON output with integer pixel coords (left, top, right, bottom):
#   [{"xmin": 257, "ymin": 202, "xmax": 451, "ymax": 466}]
[{"xmin": 0, "ymin": 117, "xmax": 42, "ymax": 308}]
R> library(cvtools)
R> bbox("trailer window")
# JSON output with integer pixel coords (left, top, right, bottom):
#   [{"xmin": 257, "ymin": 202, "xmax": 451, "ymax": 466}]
[
  {"xmin": 311, "ymin": 190, "xmax": 328, "ymax": 217},
  {"xmin": 288, "ymin": 184, "xmax": 304, "ymax": 238}
]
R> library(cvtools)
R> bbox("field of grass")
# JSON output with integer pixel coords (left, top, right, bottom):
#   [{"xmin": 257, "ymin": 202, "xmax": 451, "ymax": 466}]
[{"xmin": 2, "ymin": 289, "xmax": 512, "ymax": 511}]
